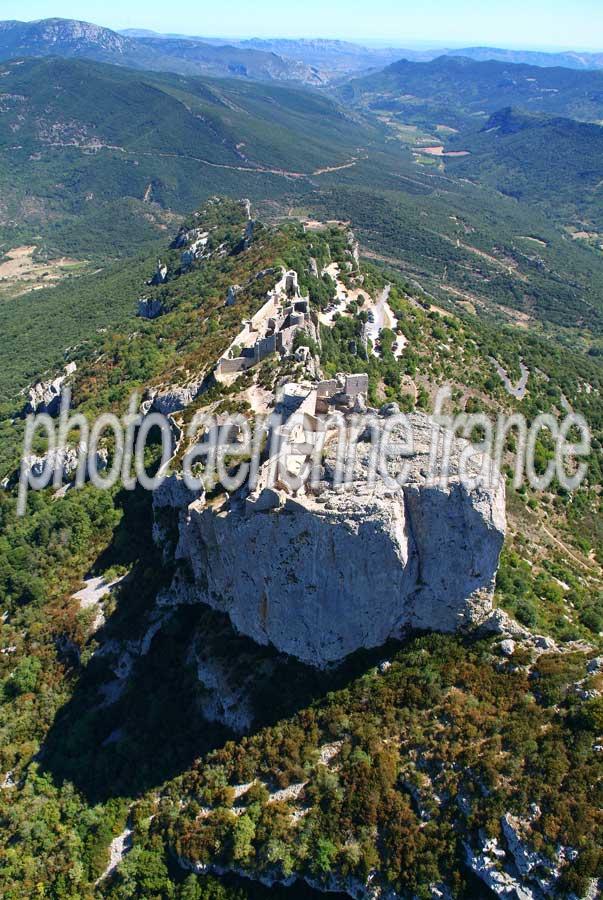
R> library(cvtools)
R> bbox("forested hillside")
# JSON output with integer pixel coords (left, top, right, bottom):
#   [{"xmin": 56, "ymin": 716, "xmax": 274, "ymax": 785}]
[
  {"xmin": 0, "ymin": 13, "xmax": 601, "ymax": 900},
  {"xmin": 0, "ymin": 198, "xmax": 600, "ymax": 899},
  {"xmin": 0, "ymin": 57, "xmax": 368, "ymax": 256},
  {"xmin": 340, "ymin": 56, "xmax": 603, "ymax": 126},
  {"xmin": 444, "ymin": 107, "xmax": 603, "ymax": 229}
]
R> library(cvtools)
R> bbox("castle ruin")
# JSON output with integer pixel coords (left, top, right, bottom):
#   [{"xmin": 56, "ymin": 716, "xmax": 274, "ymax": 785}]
[{"xmin": 215, "ymin": 270, "xmax": 312, "ymax": 381}]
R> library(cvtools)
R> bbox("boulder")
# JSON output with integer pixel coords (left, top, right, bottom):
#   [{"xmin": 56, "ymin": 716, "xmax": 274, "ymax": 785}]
[
  {"xmin": 499, "ymin": 639, "xmax": 516, "ymax": 657},
  {"xmin": 380, "ymin": 402, "xmax": 401, "ymax": 418}
]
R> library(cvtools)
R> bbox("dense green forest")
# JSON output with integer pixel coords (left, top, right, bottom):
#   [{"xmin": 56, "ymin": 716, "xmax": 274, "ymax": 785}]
[
  {"xmin": 444, "ymin": 108, "xmax": 603, "ymax": 229},
  {"xmin": 339, "ymin": 55, "xmax": 603, "ymax": 126},
  {"xmin": 0, "ymin": 57, "xmax": 372, "ymax": 257}
]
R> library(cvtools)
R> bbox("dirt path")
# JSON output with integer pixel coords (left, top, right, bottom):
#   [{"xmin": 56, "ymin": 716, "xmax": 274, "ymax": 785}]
[
  {"xmin": 491, "ymin": 358, "xmax": 530, "ymax": 400},
  {"xmin": 312, "ymin": 156, "xmax": 365, "ymax": 176},
  {"xmin": 364, "ymin": 284, "xmax": 408, "ymax": 357},
  {"xmin": 439, "ymin": 233, "xmax": 526, "ymax": 280},
  {"xmin": 120, "ymin": 148, "xmax": 363, "ymax": 181},
  {"xmin": 542, "ymin": 525, "xmax": 596, "ymax": 574},
  {"xmin": 366, "ymin": 284, "xmax": 393, "ymax": 349}
]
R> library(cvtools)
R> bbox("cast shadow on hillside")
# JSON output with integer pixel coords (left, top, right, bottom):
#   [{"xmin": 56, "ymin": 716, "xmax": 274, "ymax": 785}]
[
  {"xmin": 40, "ymin": 486, "xmax": 395, "ymax": 804},
  {"xmin": 42, "ymin": 598, "xmax": 395, "ymax": 806}
]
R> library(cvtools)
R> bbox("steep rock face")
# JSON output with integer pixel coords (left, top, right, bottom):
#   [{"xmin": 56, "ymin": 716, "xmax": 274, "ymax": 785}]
[
  {"xmin": 147, "ymin": 379, "xmax": 205, "ymax": 415},
  {"xmin": 25, "ymin": 362, "xmax": 77, "ymax": 416},
  {"xmin": 170, "ymin": 414, "xmax": 506, "ymax": 667},
  {"xmin": 137, "ymin": 297, "xmax": 164, "ymax": 320}
]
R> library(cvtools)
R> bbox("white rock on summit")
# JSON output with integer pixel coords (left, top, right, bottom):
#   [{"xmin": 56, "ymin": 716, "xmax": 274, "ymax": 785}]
[{"xmin": 165, "ymin": 413, "xmax": 506, "ymax": 668}]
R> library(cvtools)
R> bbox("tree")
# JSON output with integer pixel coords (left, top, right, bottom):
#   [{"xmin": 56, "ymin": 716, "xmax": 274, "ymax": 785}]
[
  {"xmin": 231, "ymin": 814, "xmax": 255, "ymax": 864},
  {"xmin": 8, "ymin": 656, "xmax": 42, "ymax": 697},
  {"xmin": 313, "ymin": 836, "xmax": 337, "ymax": 874}
]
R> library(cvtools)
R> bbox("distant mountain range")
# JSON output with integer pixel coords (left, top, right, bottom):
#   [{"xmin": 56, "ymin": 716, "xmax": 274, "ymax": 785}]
[
  {"xmin": 120, "ymin": 31, "xmax": 413, "ymax": 74},
  {"xmin": 2, "ymin": 19, "xmax": 602, "ymax": 89},
  {"xmin": 121, "ymin": 30, "xmax": 603, "ymax": 73},
  {"xmin": 443, "ymin": 46, "xmax": 603, "ymax": 70},
  {"xmin": 0, "ymin": 18, "xmax": 323, "ymax": 84},
  {"xmin": 340, "ymin": 55, "xmax": 603, "ymax": 126}
]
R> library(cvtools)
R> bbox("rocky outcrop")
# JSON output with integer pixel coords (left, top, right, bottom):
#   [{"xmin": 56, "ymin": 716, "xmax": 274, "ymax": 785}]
[
  {"xmin": 23, "ymin": 443, "xmax": 108, "ymax": 482},
  {"xmin": 226, "ymin": 284, "xmax": 242, "ymax": 306},
  {"xmin": 172, "ymin": 225, "xmax": 206, "ymax": 250},
  {"xmin": 243, "ymin": 219, "xmax": 257, "ymax": 250},
  {"xmin": 465, "ymin": 836, "xmax": 538, "ymax": 900},
  {"xmin": 190, "ymin": 635, "xmax": 259, "ymax": 733},
  {"xmin": 181, "ymin": 233, "xmax": 209, "ymax": 269},
  {"xmin": 147, "ymin": 379, "xmax": 205, "ymax": 415},
  {"xmin": 347, "ymin": 230, "xmax": 360, "ymax": 267},
  {"xmin": 25, "ymin": 362, "xmax": 77, "ymax": 416},
  {"xmin": 150, "ymin": 259, "xmax": 168, "ymax": 285},
  {"xmin": 465, "ymin": 812, "xmax": 597, "ymax": 900},
  {"xmin": 167, "ymin": 413, "xmax": 505, "ymax": 667},
  {"xmin": 137, "ymin": 297, "xmax": 164, "ymax": 320}
]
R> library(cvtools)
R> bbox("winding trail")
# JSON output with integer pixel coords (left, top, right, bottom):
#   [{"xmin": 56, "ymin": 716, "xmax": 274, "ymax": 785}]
[
  {"xmin": 490, "ymin": 358, "xmax": 530, "ymax": 400},
  {"xmin": 74, "ymin": 143, "xmax": 363, "ymax": 182},
  {"xmin": 542, "ymin": 525, "xmax": 597, "ymax": 574}
]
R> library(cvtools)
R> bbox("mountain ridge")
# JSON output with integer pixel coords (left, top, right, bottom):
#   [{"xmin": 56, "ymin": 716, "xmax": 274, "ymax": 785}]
[
  {"xmin": 340, "ymin": 54, "xmax": 603, "ymax": 125},
  {"xmin": 120, "ymin": 29, "xmax": 603, "ymax": 72},
  {"xmin": 0, "ymin": 17, "xmax": 322, "ymax": 83}
]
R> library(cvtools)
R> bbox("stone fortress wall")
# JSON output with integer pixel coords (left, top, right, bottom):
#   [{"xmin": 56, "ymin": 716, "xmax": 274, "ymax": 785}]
[{"xmin": 216, "ymin": 270, "xmax": 311, "ymax": 381}]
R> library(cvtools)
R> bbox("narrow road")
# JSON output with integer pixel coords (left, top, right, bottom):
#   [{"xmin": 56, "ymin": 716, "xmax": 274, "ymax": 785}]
[{"xmin": 366, "ymin": 284, "xmax": 393, "ymax": 350}]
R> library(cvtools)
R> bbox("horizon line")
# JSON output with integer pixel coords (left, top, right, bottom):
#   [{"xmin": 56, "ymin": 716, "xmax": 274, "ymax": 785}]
[{"xmin": 4, "ymin": 16, "xmax": 603, "ymax": 55}]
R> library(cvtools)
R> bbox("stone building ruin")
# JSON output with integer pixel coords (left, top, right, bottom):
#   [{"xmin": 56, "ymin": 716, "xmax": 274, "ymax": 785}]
[{"xmin": 216, "ymin": 270, "xmax": 313, "ymax": 381}]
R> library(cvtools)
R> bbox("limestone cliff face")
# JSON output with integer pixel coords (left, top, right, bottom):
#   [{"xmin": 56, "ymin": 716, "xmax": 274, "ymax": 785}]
[
  {"xmin": 24, "ymin": 362, "xmax": 77, "ymax": 416},
  {"xmin": 165, "ymin": 414, "xmax": 506, "ymax": 668}
]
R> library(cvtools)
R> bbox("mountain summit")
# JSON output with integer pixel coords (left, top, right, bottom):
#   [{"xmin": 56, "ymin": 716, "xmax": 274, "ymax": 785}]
[
  {"xmin": 0, "ymin": 17, "xmax": 136, "ymax": 59},
  {"xmin": 0, "ymin": 17, "xmax": 322, "ymax": 83}
]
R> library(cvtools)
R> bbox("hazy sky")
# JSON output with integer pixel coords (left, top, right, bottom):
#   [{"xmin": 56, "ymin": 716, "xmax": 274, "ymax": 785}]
[{"xmin": 4, "ymin": 0, "xmax": 603, "ymax": 50}]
